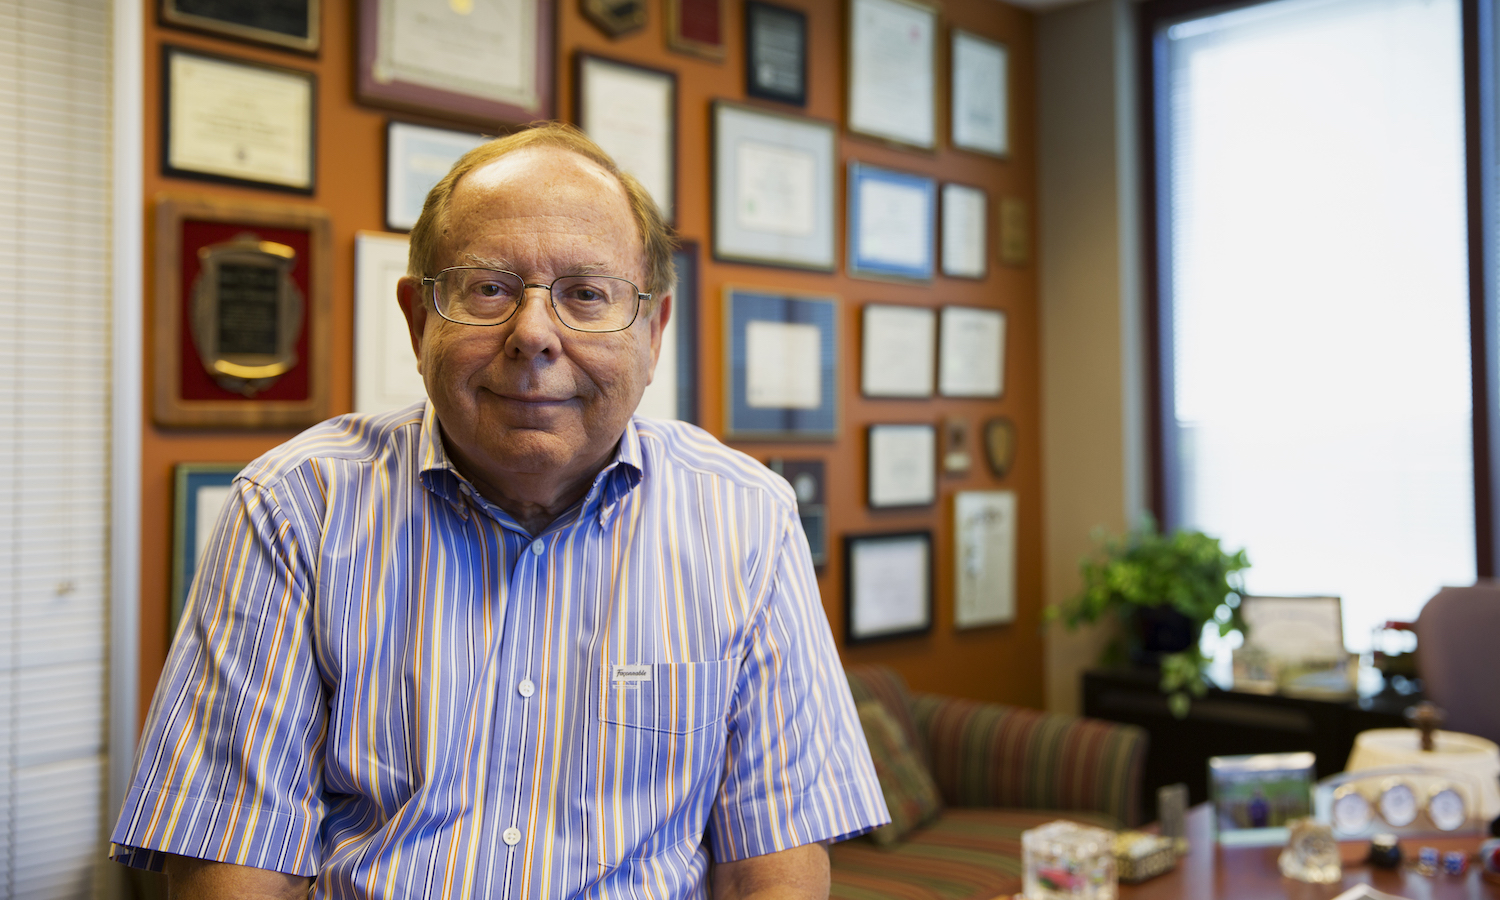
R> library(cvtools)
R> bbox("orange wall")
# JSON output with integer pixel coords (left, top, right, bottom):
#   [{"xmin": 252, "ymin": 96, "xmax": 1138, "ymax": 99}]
[{"xmin": 137, "ymin": 0, "xmax": 1042, "ymax": 722}]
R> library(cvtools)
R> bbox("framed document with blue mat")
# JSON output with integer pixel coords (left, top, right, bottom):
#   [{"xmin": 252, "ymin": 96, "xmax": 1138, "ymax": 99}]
[{"xmin": 724, "ymin": 287, "xmax": 838, "ymax": 440}]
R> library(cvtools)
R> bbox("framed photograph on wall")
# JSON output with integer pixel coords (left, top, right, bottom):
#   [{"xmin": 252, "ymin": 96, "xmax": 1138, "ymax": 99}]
[
  {"xmin": 713, "ymin": 101, "xmax": 837, "ymax": 271},
  {"xmin": 745, "ymin": 1, "xmax": 807, "ymax": 106},
  {"xmin": 939, "ymin": 306, "xmax": 1006, "ymax": 398},
  {"xmin": 163, "ymin": 45, "xmax": 316, "ymax": 193},
  {"xmin": 153, "ymin": 195, "xmax": 333, "ymax": 429},
  {"xmin": 769, "ymin": 458, "xmax": 827, "ymax": 566},
  {"xmin": 845, "ymin": 531, "xmax": 933, "ymax": 644},
  {"xmin": 724, "ymin": 287, "xmax": 838, "ymax": 440},
  {"xmin": 941, "ymin": 182, "xmax": 989, "ymax": 279},
  {"xmin": 161, "ymin": 0, "xmax": 321, "ymax": 53},
  {"xmin": 848, "ymin": 162, "xmax": 936, "ymax": 282},
  {"xmin": 861, "ymin": 303, "xmax": 935, "ymax": 398},
  {"xmin": 386, "ymin": 121, "xmax": 488, "ymax": 232},
  {"xmin": 954, "ymin": 490, "xmax": 1017, "ymax": 629},
  {"xmin": 172, "ymin": 462, "xmax": 245, "ymax": 629},
  {"xmin": 354, "ymin": 230, "xmax": 427, "ymax": 414},
  {"xmin": 636, "ymin": 241, "xmax": 701, "ymax": 424},
  {"xmin": 951, "ymin": 28, "xmax": 1010, "ymax": 157},
  {"xmin": 667, "ymin": 0, "xmax": 726, "ymax": 60},
  {"xmin": 847, "ymin": 0, "xmax": 937, "ymax": 149},
  {"xmin": 575, "ymin": 53, "xmax": 677, "ymax": 224},
  {"xmin": 356, "ymin": 0, "xmax": 553, "ymax": 126},
  {"xmin": 867, "ymin": 423, "xmax": 936, "ymax": 509}
]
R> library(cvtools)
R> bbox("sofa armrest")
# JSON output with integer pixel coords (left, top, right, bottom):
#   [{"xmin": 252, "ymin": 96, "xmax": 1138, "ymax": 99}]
[{"xmin": 910, "ymin": 693, "xmax": 1149, "ymax": 827}]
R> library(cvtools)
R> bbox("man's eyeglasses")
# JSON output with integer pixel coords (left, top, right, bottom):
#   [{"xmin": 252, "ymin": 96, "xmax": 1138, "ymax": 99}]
[{"xmin": 421, "ymin": 266, "xmax": 650, "ymax": 333}]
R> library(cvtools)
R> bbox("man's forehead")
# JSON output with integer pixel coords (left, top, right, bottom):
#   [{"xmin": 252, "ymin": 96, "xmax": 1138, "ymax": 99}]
[{"xmin": 459, "ymin": 145, "xmax": 623, "ymax": 200}]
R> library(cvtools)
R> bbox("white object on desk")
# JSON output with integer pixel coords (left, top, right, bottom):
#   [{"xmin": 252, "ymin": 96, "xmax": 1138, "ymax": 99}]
[{"xmin": 1347, "ymin": 728, "xmax": 1500, "ymax": 821}]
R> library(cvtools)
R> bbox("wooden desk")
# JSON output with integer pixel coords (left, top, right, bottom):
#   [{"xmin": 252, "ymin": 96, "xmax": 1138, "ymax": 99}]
[{"xmin": 1120, "ymin": 805, "xmax": 1499, "ymax": 900}]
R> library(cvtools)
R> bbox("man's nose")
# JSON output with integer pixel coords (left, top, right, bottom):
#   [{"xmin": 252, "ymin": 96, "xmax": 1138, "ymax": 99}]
[{"xmin": 504, "ymin": 284, "xmax": 563, "ymax": 355}]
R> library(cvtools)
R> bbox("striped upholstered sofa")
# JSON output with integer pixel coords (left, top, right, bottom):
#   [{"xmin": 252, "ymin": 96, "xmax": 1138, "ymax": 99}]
[{"xmin": 832, "ymin": 666, "xmax": 1149, "ymax": 900}]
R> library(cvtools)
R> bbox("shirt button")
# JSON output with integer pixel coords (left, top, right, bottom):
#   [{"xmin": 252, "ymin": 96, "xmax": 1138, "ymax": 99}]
[
  {"xmin": 530, "ymin": 539, "xmax": 544, "ymax": 556},
  {"xmin": 503, "ymin": 826, "xmax": 521, "ymax": 846},
  {"xmin": 518, "ymin": 678, "xmax": 535, "ymax": 698}
]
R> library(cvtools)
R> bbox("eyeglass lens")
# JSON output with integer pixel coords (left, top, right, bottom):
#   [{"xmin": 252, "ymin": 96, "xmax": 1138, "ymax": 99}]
[{"xmin": 433, "ymin": 268, "xmax": 640, "ymax": 331}]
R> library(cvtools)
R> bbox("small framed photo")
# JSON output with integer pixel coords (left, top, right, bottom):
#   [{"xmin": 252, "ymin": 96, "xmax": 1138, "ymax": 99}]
[
  {"xmin": 848, "ymin": 162, "xmax": 936, "ymax": 282},
  {"xmin": 1210, "ymin": 752, "xmax": 1316, "ymax": 846},
  {"xmin": 848, "ymin": 0, "xmax": 938, "ymax": 150},
  {"xmin": 386, "ymin": 121, "xmax": 488, "ymax": 232},
  {"xmin": 354, "ymin": 230, "xmax": 427, "ymax": 414},
  {"xmin": 951, "ymin": 28, "xmax": 1010, "ymax": 158},
  {"xmin": 1240, "ymin": 596, "xmax": 1346, "ymax": 656},
  {"xmin": 769, "ymin": 458, "xmax": 827, "ymax": 567},
  {"xmin": 666, "ymin": 0, "xmax": 726, "ymax": 60},
  {"xmin": 845, "ymin": 531, "xmax": 933, "ymax": 644},
  {"xmin": 172, "ymin": 463, "xmax": 245, "ymax": 629},
  {"xmin": 725, "ymin": 288, "xmax": 839, "ymax": 440},
  {"xmin": 867, "ymin": 423, "xmax": 936, "ymax": 509},
  {"xmin": 153, "ymin": 195, "xmax": 333, "ymax": 429},
  {"xmin": 861, "ymin": 304, "xmax": 935, "ymax": 398},
  {"xmin": 636, "ymin": 241, "xmax": 701, "ymax": 424},
  {"xmin": 745, "ymin": 1, "xmax": 807, "ymax": 106},
  {"xmin": 162, "ymin": 45, "xmax": 316, "ymax": 194},
  {"xmin": 954, "ymin": 490, "xmax": 1017, "ymax": 629},
  {"xmin": 161, "ymin": 0, "xmax": 321, "ymax": 53},
  {"xmin": 356, "ymin": 0, "xmax": 554, "ymax": 126},
  {"xmin": 941, "ymin": 183, "xmax": 988, "ymax": 279},
  {"xmin": 713, "ymin": 102, "xmax": 837, "ymax": 271},
  {"xmin": 939, "ymin": 306, "xmax": 1006, "ymax": 398},
  {"xmin": 575, "ymin": 53, "xmax": 677, "ymax": 224}
]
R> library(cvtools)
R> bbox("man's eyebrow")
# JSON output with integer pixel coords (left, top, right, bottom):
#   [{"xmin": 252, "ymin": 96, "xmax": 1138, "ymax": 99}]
[{"xmin": 458, "ymin": 254, "xmax": 611, "ymax": 277}]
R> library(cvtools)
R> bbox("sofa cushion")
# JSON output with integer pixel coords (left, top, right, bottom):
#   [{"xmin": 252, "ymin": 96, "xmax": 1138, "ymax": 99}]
[
  {"xmin": 828, "ymin": 808, "xmax": 1120, "ymax": 900},
  {"xmin": 856, "ymin": 700, "xmax": 944, "ymax": 845},
  {"xmin": 846, "ymin": 665, "xmax": 927, "ymax": 766}
]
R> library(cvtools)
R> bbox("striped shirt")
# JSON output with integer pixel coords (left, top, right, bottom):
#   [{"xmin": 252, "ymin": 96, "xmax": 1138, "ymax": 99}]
[{"xmin": 111, "ymin": 402, "xmax": 887, "ymax": 899}]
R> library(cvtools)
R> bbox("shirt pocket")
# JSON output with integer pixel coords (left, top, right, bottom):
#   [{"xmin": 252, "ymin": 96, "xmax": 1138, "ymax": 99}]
[{"xmin": 599, "ymin": 659, "xmax": 735, "ymax": 734}]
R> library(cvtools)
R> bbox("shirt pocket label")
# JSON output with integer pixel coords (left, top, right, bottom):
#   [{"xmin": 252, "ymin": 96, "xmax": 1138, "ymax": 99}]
[{"xmin": 599, "ymin": 659, "xmax": 734, "ymax": 734}]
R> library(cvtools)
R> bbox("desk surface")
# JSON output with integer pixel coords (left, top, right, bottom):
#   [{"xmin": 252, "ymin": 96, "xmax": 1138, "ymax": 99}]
[{"xmin": 1119, "ymin": 805, "xmax": 1498, "ymax": 900}]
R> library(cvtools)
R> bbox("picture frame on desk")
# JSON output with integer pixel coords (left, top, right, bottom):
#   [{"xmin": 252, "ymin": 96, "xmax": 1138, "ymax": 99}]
[
  {"xmin": 575, "ymin": 53, "xmax": 677, "ymax": 224},
  {"xmin": 172, "ymin": 462, "xmax": 245, "ymax": 630},
  {"xmin": 161, "ymin": 0, "xmax": 321, "ymax": 53},
  {"xmin": 844, "ymin": 530, "xmax": 933, "ymax": 644},
  {"xmin": 723, "ymin": 287, "xmax": 839, "ymax": 440}
]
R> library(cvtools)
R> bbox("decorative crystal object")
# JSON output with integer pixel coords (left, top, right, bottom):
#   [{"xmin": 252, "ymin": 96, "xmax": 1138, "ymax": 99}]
[
  {"xmin": 1278, "ymin": 818, "xmax": 1342, "ymax": 884},
  {"xmin": 1022, "ymin": 820, "xmax": 1119, "ymax": 900}
]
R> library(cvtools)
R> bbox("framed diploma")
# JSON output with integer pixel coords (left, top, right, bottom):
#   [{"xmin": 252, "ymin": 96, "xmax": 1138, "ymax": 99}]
[
  {"xmin": 725, "ymin": 287, "xmax": 839, "ymax": 440},
  {"xmin": 941, "ymin": 182, "xmax": 989, "ymax": 280},
  {"xmin": 847, "ymin": 0, "xmax": 938, "ymax": 150},
  {"xmin": 861, "ymin": 303, "xmax": 935, "ymax": 398},
  {"xmin": 356, "ymin": 0, "xmax": 554, "ymax": 126},
  {"xmin": 636, "ymin": 241, "xmax": 701, "ymax": 424},
  {"xmin": 939, "ymin": 306, "xmax": 1006, "ymax": 398},
  {"xmin": 848, "ymin": 162, "xmax": 936, "ymax": 282},
  {"xmin": 845, "ymin": 531, "xmax": 933, "ymax": 644},
  {"xmin": 745, "ymin": 1, "xmax": 807, "ymax": 106},
  {"xmin": 172, "ymin": 462, "xmax": 244, "ymax": 630},
  {"xmin": 712, "ymin": 101, "xmax": 837, "ymax": 271},
  {"xmin": 161, "ymin": 0, "xmax": 321, "ymax": 53},
  {"xmin": 354, "ymin": 231, "xmax": 427, "ymax": 414},
  {"xmin": 951, "ymin": 29, "xmax": 1010, "ymax": 157},
  {"xmin": 667, "ymin": 0, "xmax": 726, "ymax": 60},
  {"xmin": 162, "ymin": 46, "xmax": 316, "ymax": 193},
  {"xmin": 867, "ymin": 423, "xmax": 936, "ymax": 509},
  {"xmin": 386, "ymin": 121, "xmax": 488, "ymax": 232},
  {"xmin": 768, "ymin": 458, "xmax": 827, "ymax": 567},
  {"xmin": 153, "ymin": 195, "xmax": 333, "ymax": 428},
  {"xmin": 954, "ymin": 490, "xmax": 1017, "ymax": 629},
  {"xmin": 575, "ymin": 53, "xmax": 677, "ymax": 224}
]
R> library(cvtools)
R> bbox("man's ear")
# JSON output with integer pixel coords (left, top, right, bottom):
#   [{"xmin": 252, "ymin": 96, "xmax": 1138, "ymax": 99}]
[
  {"xmin": 645, "ymin": 293, "xmax": 672, "ymax": 380},
  {"xmin": 396, "ymin": 275, "xmax": 428, "ymax": 370}
]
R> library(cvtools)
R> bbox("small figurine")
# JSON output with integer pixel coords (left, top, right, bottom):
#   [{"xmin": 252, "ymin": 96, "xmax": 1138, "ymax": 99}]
[
  {"xmin": 1367, "ymin": 833, "xmax": 1402, "ymax": 869},
  {"xmin": 1442, "ymin": 851, "xmax": 1468, "ymax": 876},
  {"xmin": 1417, "ymin": 846, "xmax": 1440, "ymax": 876}
]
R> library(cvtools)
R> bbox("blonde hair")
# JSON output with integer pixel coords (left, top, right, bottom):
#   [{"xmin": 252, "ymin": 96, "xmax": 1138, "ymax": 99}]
[{"xmin": 406, "ymin": 122, "xmax": 676, "ymax": 300}]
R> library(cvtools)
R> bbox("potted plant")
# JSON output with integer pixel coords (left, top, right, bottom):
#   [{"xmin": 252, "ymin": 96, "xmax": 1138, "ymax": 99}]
[{"xmin": 1053, "ymin": 516, "xmax": 1250, "ymax": 717}]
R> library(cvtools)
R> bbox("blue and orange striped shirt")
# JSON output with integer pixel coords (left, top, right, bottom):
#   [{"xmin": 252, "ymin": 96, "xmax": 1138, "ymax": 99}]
[{"xmin": 111, "ymin": 403, "xmax": 887, "ymax": 898}]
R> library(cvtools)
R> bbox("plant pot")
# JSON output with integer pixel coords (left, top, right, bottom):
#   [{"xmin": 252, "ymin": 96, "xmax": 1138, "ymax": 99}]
[{"xmin": 1129, "ymin": 605, "xmax": 1197, "ymax": 667}]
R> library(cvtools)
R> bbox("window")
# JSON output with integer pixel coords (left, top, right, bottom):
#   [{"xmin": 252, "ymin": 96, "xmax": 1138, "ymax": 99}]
[{"xmin": 1143, "ymin": 0, "xmax": 1486, "ymax": 649}]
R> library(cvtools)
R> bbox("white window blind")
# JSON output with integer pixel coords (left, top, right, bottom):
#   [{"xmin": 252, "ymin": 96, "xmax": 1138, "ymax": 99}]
[{"xmin": 0, "ymin": 0, "xmax": 113, "ymax": 896}]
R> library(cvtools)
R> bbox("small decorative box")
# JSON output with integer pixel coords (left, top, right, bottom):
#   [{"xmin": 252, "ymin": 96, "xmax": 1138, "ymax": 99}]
[
  {"xmin": 1022, "ymin": 820, "xmax": 1119, "ymax": 900},
  {"xmin": 1112, "ymin": 831, "xmax": 1178, "ymax": 883}
]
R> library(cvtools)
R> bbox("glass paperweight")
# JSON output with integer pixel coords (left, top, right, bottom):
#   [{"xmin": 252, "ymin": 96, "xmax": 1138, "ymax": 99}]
[
  {"xmin": 1022, "ymin": 820, "xmax": 1119, "ymax": 900},
  {"xmin": 1278, "ymin": 818, "xmax": 1342, "ymax": 884}
]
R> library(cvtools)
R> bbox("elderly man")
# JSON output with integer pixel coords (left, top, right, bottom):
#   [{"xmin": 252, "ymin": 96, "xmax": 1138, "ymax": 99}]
[{"xmin": 110, "ymin": 124, "xmax": 886, "ymax": 898}]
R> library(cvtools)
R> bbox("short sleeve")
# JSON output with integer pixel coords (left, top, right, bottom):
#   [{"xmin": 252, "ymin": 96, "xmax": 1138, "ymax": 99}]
[
  {"xmin": 707, "ymin": 510, "xmax": 889, "ymax": 861},
  {"xmin": 110, "ymin": 478, "xmax": 327, "ymax": 877}
]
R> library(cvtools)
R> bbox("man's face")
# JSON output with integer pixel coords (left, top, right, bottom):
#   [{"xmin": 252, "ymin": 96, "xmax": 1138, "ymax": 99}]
[{"xmin": 398, "ymin": 146, "xmax": 668, "ymax": 506}]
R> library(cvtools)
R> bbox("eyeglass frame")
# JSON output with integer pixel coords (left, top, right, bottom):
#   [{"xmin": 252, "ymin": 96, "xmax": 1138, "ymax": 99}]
[{"xmin": 419, "ymin": 266, "xmax": 653, "ymax": 334}]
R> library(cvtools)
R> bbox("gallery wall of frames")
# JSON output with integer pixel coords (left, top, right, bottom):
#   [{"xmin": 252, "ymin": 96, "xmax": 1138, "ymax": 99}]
[{"xmin": 136, "ymin": 0, "xmax": 1040, "ymax": 722}]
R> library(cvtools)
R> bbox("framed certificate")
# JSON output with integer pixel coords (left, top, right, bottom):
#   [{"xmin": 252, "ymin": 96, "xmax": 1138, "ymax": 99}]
[
  {"xmin": 848, "ymin": 162, "xmax": 936, "ymax": 282},
  {"xmin": 575, "ymin": 53, "xmax": 677, "ymax": 224},
  {"xmin": 769, "ymin": 458, "xmax": 827, "ymax": 566},
  {"xmin": 939, "ymin": 306, "xmax": 1006, "ymax": 398},
  {"xmin": 667, "ymin": 0, "xmax": 726, "ymax": 60},
  {"xmin": 861, "ymin": 304, "xmax": 935, "ymax": 398},
  {"xmin": 153, "ymin": 195, "xmax": 333, "ymax": 428},
  {"xmin": 847, "ymin": 0, "xmax": 938, "ymax": 149},
  {"xmin": 745, "ymin": 1, "xmax": 807, "ymax": 106},
  {"xmin": 163, "ymin": 46, "xmax": 316, "ymax": 193},
  {"xmin": 845, "ymin": 531, "xmax": 933, "ymax": 644},
  {"xmin": 636, "ymin": 241, "xmax": 701, "ymax": 424},
  {"xmin": 713, "ymin": 102, "xmax": 837, "ymax": 271},
  {"xmin": 941, "ymin": 182, "xmax": 989, "ymax": 279},
  {"xmin": 954, "ymin": 490, "xmax": 1017, "ymax": 629},
  {"xmin": 161, "ymin": 0, "xmax": 321, "ymax": 53},
  {"xmin": 354, "ymin": 231, "xmax": 427, "ymax": 414},
  {"xmin": 867, "ymin": 423, "xmax": 936, "ymax": 509},
  {"xmin": 172, "ymin": 462, "xmax": 244, "ymax": 630},
  {"xmin": 386, "ymin": 121, "xmax": 488, "ymax": 232},
  {"xmin": 951, "ymin": 28, "xmax": 1010, "ymax": 157},
  {"xmin": 356, "ymin": 0, "xmax": 553, "ymax": 126},
  {"xmin": 725, "ymin": 287, "xmax": 839, "ymax": 440}
]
